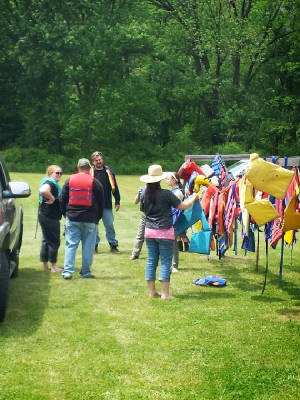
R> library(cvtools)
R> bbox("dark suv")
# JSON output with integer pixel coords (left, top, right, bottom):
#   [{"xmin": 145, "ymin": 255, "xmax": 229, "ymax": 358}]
[{"xmin": 0, "ymin": 153, "xmax": 31, "ymax": 322}]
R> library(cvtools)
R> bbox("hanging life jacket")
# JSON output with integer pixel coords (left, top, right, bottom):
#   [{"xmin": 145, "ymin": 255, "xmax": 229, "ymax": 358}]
[
  {"xmin": 177, "ymin": 160, "xmax": 205, "ymax": 182},
  {"xmin": 201, "ymin": 184, "xmax": 219, "ymax": 215},
  {"xmin": 69, "ymin": 173, "xmax": 94, "ymax": 207}
]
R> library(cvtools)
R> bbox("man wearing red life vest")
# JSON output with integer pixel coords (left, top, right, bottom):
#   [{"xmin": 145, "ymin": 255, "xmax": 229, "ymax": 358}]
[{"xmin": 60, "ymin": 158, "xmax": 104, "ymax": 279}]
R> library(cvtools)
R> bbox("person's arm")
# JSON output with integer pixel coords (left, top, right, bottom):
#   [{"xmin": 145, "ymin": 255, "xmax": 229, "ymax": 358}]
[
  {"xmin": 134, "ymin": 188, "xmax": 143, "ymax": 204},
  {"xmin": 177, "ymin": 193, "xmax": 199, "ymax": 210},
  {"xmin": 112, "ymin": 173, "xmax": 121, "ymax": 211},
  {"xmin": 39, "ymin": 183, "xmax": 55, "ymax": 205},
  {"xmin": 60, "ymin": 179, "xmax": 69, "ymax": 217},
  {"xmin": 94, "ymin": 180, "xmax": 104, "ymax": 221}
]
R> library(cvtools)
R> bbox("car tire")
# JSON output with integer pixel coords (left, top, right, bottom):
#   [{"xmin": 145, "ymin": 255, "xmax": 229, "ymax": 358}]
[{"xmin": 0, "ymin": 250, "xmax": 10, "ymax": 322}]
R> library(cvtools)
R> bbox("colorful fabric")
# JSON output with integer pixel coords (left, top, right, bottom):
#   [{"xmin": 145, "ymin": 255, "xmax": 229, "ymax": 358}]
[
  {"xmin": 282, "ymin": 190, "xmax": 300, "ymax": 232},
  {"xmin": 282, "ymin": 168, "xmax": 300, "ymax": 232},
  {"xmin": 211, "ymin": 154, "xmax": 224, "ymax": 177},
  {"xmin": 105, "ymin": 167, "xmax": 116, "ymax": 193},
  {"xmin": 189, "ymin": 229, "xmax": 212, "ymax": 255},
  {"xmin": 218, "ymin": 232, "xmax": 229, "ymax": 256},
  {"xmin": 192, "ymin": 276, "xmax": 226, "ymax": 287},
  {"xmin": 241, "ymin": 227, "xmax": 255, "ymax": 252},
  {"xmin": 177, "ymin": 161, "xmax": 205, "ymax": 182},
  {"xmin": 224, "ymin": 183, "xmax": 236, "ymax": 236},
  {"xmin": 284, "ymin": 230, "xmax": 294, "ymax": 246},
  {"xmin": 269, "ymin": 218, "xmax": 282, "ymax": 248},
  {"xmin": 247, "ymin": 153, "xmax": 294, "ymax": 200},
  {"xmin": 201, "ymin": 184, "xmax": 219, "ymax": 215},
  {"xmin": 39, "ymin": 177, "xmax": 61, "ymax": 204},
  {"xmin": 145, "ymin": 226, "xmax": 175, "ymax": 240},
  {"xmin": 245, "ymin": 199, "xmax": 280, "ymax": 227},
  {"xmin": 174, "ymin": 199, "xmax": 202, "ymax": 234}
]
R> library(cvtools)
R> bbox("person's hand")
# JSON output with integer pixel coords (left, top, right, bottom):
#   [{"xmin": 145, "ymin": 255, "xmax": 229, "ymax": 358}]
[
  {"xmin": 193, "ymin": 193, "xmax": 200, "ymax": 202},
  {"xmin": 115, "ymin": 204, "xmax": 120, "ymax": 212},
  {"xmin": 45, "ymin": 197, "xmax": 55, "ymax": 205}
]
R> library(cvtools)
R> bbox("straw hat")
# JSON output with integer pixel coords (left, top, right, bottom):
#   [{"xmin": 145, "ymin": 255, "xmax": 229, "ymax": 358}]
[{"xmin": 140, "ymin": 165, "xmax": 168, "ymax": 183}]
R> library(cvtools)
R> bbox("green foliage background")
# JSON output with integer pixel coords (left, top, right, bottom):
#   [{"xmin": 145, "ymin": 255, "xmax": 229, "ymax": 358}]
[{"xmin": 0, "ymin": 0, "xmax": 299, "ymax": 173}]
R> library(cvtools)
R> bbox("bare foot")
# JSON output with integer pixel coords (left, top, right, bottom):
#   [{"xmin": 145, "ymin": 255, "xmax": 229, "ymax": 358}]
[
  {"xmin": 149, "ymin": 292, "xmax": 161, "ymax": 298},
  {"xmin": 161, "ymin": 295, "xmax": 176, "ymax": 300},
  {"xmin": 43, "ymin": 264, "xmax": 50, "ymax": 271},
  {"xmin": 51, "ymin": 266, "xmax": 62, "ymax": 272}
]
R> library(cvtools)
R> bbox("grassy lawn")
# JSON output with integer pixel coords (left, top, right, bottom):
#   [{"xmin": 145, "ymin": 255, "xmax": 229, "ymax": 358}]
[{"xmin": 0, "ymin": 172, "xmax": 299, "ymax": 400}]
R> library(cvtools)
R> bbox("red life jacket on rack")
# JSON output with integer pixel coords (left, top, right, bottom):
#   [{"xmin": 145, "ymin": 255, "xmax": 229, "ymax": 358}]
[
  {"xmin": 177, "ymin": 160, "xmax": 205, "ymax": 182},
  {"xmin": 201, "ymin": 184, "xmax": 219, "ymax": 215},
  {"xmin": 69, "ymin": 173, "xmax": 94, "ymax": 206}
]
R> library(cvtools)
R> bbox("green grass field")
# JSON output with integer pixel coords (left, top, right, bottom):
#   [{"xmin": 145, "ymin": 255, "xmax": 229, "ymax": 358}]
[{"xmin": 0, "ymin": 173, "xmax": 299, "ymax": 400}]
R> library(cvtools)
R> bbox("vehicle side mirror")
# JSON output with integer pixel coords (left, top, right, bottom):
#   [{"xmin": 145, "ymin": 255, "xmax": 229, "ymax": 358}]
[{"xmin": 3, "ymin": 182, "xmax": 31, "ymax": 198}]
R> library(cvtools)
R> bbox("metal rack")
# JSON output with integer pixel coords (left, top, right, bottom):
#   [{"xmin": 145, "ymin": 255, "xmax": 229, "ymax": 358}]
[{"xmin": 185, "ymin": 154, "xmax": 300, "ymax": 167}]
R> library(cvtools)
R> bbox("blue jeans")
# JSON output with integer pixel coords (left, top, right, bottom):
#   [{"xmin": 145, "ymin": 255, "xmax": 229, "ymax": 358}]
[
  {"xmin": 96, "ymin": 208, "xmax": 118, "ymax": 247},
  {"xmin": 145, "ymin": 239, "xmax": 174, "ymax": 282},
  {"xmin": 63, "ymin": 217, "xmax": 97, "ymax": 277}
]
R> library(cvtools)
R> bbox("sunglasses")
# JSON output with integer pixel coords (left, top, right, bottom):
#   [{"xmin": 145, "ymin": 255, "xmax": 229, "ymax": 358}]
[
  {"xmin": 55, "ymin": 171, "xmax": 62, "ymax": 175},
  {"xmin": 91, "ymin": 151, "xmax": 103, "ymax": 159}
]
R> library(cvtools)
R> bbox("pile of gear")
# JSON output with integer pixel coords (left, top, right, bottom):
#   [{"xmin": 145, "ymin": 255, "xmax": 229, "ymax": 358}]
[{"xmin": 175, "ymin": 154, "xmax": 300, "ymax": 292}]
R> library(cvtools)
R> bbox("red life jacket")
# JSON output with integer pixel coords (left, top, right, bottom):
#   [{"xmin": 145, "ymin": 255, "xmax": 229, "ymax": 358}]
[
  {"xmin": 69, "ymin": 173, "xmax": 94, "ymax": 206},
  {"xmin": 201, "ymin": 184, "xmax": 219, "ymax": 215},
  {"xmin": 177, "ymin": 160, "xmax": 205, "ymax": 182}
]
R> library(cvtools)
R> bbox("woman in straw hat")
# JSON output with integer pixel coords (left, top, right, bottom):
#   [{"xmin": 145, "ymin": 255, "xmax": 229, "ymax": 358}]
[{"xmin": 140, "ymin": 165, "xmax": 199, "ymax": 299}]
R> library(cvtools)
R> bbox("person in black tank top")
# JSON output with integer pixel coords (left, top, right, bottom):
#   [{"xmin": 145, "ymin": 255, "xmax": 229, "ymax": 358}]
[
  {"xmin": 140, "ymin": 165, "xmax": 199, "ymax": 300},
  {"xmin": 38, "ymin": 165, "xmax": 63, "ymax": 272}
]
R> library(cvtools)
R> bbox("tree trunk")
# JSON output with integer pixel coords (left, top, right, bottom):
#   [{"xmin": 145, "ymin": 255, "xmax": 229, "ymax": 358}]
[{"xmin": 232, "ymin": 54, "xmax": 240, "ymax": 87}]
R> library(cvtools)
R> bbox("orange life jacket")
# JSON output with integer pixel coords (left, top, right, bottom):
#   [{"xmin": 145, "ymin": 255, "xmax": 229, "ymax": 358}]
[
  {"xmin": 201, "ymin": 184, "xmax": 219, "ymax": 215},
  {"xmin": 69, "ymin": 173, "xmax": 94, "ymax": 206}
]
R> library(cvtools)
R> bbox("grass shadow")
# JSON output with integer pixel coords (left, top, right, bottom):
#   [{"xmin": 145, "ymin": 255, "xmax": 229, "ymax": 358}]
[
  {"xmin": 176, "ymin": 290, "xmax": 236, "ymax": 300},
  {"xmin": 276, "ymin": 308, "xmax": 300, "ymax": 321},
  {"xmin": 254, "ymin": 264, "xmax": 300, "ymax": 299},
  {"xmin": 0, "ymin": 268, "xmax": 50, "ymax": 337},
  {"xmin": 251, "ymin": 295, "xmax": 284, "ymax": 302}
]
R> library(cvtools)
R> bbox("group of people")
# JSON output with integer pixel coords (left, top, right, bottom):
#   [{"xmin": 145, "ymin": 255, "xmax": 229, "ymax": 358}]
[
  {"xmin": 38, "ymin": 152, "xmax": 120, "ymax": 280},
  {"xmin": 39, "ymin": 157, "xmax": 199, "ymax": 299}
]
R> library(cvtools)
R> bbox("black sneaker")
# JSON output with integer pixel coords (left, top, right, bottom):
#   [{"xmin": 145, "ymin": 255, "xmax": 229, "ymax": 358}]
[
  {"xmin": 110, "ymin": 245, "xmax": 120, "ymax": 254},
  {"xmin": 184, "ymin": 242, "xmax": 189, "ymax": 252},
  {"xmin": 94, "ymin": 244, "xmax": 98, "ymax": 254},
  {"xmin": 177, "ymin": 240, "xmax": 184, "ymax": 252}
]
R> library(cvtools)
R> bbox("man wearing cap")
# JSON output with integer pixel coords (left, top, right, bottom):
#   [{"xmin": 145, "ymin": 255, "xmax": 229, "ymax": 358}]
[
  {"xmin": 91, "ymin": 151, "xmax": 120, "ymax": 254},
  {"xmin": 60, "ymin": 158, "xmax": 104, "ymax": 279}
]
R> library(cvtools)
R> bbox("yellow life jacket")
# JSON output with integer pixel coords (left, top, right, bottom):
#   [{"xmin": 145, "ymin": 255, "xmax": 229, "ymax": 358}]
[
  {"xmin": 281, "ymin": 185, "xmax": 300, "ymax": 232},
  {"xmin": 247, "ymin": 153, "xmax": 294, "ymax": 200},
  {"xmin": 245, "ymin": 198, "xmax": 280, "ymax": 227}
]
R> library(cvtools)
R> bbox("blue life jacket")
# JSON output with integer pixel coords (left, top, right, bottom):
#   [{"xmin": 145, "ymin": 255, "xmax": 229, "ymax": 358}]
[{"xmin": 192, "ymin": 276, "xmax": 226, "ymax": 287}]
